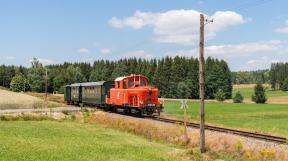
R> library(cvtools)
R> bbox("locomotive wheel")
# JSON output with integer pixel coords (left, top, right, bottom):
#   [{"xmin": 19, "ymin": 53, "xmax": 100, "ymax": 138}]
[
  {"xmin": 110, "ymin": 106, "xmax": 116, "ymax": 113},
  {"xmin": 103, "ymin": 105, "xmax": 109, "ymax": 111},
  {"xmin": 138, "ymin": 109, "xmax": 144, "ymax": 117},
  {"xmin": 124, "ymin": 108, "xmax": 130, "ymax": 115}
]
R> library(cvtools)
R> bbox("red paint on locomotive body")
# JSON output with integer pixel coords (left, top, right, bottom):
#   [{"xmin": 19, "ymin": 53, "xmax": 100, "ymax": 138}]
[{"xmin": 107, "ymin": 74, "xmax": 162, "ymax": 115}]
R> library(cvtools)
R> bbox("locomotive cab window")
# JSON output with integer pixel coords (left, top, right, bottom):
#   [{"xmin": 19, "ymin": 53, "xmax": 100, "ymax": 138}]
[
  {"xmin": 117, "ymin": 81, "xmax": 120, "ymax": 88},
  {"xmin": 128, "ymin": 80, "xmax": 134, "ymax": 87}
]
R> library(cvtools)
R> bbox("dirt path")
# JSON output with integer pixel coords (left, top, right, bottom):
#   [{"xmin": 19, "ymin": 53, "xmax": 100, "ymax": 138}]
[{"xmin": 0, "ymin": 107, "xmax": 81, "ymax": 114}]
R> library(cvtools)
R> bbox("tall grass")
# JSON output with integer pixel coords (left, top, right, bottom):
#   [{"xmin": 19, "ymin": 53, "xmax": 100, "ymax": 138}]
[{"xmin": 0, "ymin": 113, "xmax": 52, "ymax": 121}]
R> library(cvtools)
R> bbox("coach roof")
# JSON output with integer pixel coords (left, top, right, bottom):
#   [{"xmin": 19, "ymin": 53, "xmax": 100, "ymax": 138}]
[{"xmin": 69, "ymin": 81, "xmax": 105, "ymax": 87}]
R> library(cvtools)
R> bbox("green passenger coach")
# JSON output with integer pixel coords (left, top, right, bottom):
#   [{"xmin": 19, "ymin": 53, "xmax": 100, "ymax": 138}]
[
  {"xmin": 81, "ymin": 81, "xmax": 105, "ymax": 105},
  {"xmin": 64, "ymin": 81, "xmax": 115, "ymax": 106}
]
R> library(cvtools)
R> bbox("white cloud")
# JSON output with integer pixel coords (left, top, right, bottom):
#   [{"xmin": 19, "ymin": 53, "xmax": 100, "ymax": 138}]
[
  {"xmin": 275, "ymin": 27, "xmax": 288, "ymax": 33},
  {"xmin": 198, "ymin": 0, "xmax": 204, "ymax": 5},
  {"xmin": 169, "ymin": 40, "xmax": 287, "ymax": 58},
  {"xmin": 124, "ymin": 50, "xmax": 154, "ymax": 59},
  {"xmin": 6, "ymin": 56, "xmax": 16, "ymax": 60},
  {"xmin": 78, "ymin": 48, "xmax": 90, "ymax": 54},
  {"xmin": 165, "ymin": 40, "xmax": 288, "ymax": 70},
  {"xmin": 100, "ymin": 48, "xmax": 111, "ymax": 54},
  {"xmin": 38, "ymin": 58, "xmax": 54, "ymax": 66},
  {"xmin": 109, "ymin": 10, "xmax": 245, "ymax": 44},
  {"xmin": 245, "ymin": 56, "xmax": 283, "ymax": 70},
  {"xmin": 29, "ymin": 58, "xmax": 54, "ymax": 66},
  {"xmin": 275, "ymin": 19, "xmax": 288, "ymax": 33}
]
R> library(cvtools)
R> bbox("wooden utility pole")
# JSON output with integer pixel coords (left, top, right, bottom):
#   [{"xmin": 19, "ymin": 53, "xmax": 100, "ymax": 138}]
[
  {"xmin": 45, "ymin": 68, "xmax": 48, "ymax": 107},
  {"xmin": 199, "ymin": 14, "xmax": 206, "ymax": 153}
]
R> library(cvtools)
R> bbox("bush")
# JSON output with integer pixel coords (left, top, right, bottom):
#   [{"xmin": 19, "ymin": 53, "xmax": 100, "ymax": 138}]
[
  {"xmin": 10, "ymin": 74, "xmax": 29, "ymax": 92},
  {"xmin": 280, "ymin": 78, "xmax": 288, "ymax": 91},
  {"xmin": 252, "ymin": 83, "xmax": 267, "ymax": 104},
  {"xmin": 233, "ymin": 91, "xmax": 244, "ymax": 103},
  {"xmin": 215, "ymin": 89, "xmax": 225, "ymax": 102}
]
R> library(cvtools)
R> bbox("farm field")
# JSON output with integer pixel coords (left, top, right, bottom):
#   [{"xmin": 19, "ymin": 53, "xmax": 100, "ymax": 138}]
[
  {"xmin": 0, "ymin": 89, "xmax": 63, "ymax": 110},
  {"xmin": 0, "ymin": 89, "xmax": 43, "ymax": 109},
  {"xmin": 0, "ymin": 121, "xmax": 191, "ymax": 161},
  {"xmin": 163, "ymin": 100, "xmax": 288, "ymax": 137},
  {"xmin": 232, "ymin": 84, "xmax": 288, "ymax": 104}
]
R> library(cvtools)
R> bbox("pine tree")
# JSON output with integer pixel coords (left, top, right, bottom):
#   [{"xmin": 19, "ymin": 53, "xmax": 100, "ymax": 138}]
[
  {"xmin": 177, "ymin": 82, "xmax": 190, "ymax": 99},
  {"xmin": 185, "ymin": 57, "xmax": 199, "ymax": 99},
  {"xmin": 233, "ymin": 91, "xmax": 244, "ymax": 103},
  {"xmin": 252, "ymin": 83, "xmax": 267, "ymax": 104},
  {"xmin": 111, "ymin": 61, "xmax": 128, "ymax": 79},
  {"xmin": 215, "ymin": 89, "xmax": 225, "ymax": 102},
  {"xmin": 280, "ymin": 78, "xmax": 288, "ymax": 91}
]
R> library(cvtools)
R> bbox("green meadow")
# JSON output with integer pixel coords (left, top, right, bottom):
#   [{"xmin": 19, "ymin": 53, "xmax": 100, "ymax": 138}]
[{"xmin": 163, "ymin": 100, "xmax": 288, "ymax": 137}]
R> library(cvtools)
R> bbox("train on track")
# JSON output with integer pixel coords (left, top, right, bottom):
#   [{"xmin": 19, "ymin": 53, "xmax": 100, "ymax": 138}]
[{"xmin": 64, "ymin": 74, "xmax": 163, "ymax": 116}]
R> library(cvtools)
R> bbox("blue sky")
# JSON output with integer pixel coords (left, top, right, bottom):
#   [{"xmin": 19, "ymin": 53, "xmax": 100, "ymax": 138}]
[{"xmin": 0, "ymin": 0, "xmax": 287, "ymax": 71}]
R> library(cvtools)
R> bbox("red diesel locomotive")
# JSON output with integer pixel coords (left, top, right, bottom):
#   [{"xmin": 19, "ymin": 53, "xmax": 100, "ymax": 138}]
[{"xmin": 64, "ymin": 74, "xmax": 163, "ymax": 116}]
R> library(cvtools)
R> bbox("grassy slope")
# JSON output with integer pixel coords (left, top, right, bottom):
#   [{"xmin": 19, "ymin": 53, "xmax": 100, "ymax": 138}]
[
  {"xmin": 0, "ymin": 121, "xmax": 189, "ymax": 161},
  {"xmin": 163, "ymin": 100, "xmax": 288, "ymax": 137}
]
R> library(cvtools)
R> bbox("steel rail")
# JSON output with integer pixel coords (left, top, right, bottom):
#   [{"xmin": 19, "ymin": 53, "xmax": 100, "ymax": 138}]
[{"xmin": 150, "ymin": 117, "xmax": 287, "ymax": 144}]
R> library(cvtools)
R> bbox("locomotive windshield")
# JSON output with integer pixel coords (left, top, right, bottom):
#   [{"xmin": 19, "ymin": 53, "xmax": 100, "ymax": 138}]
[
  {"xmin": 127, "ymin": 77, "xmax": 147, "ymax": 87},
  {"xmin": 140, "ymin": 79, "xmax": 146, "ymax": 86}
]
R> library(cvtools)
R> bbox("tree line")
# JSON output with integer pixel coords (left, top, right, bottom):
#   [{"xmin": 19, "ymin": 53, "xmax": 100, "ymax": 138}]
[
  {"xmin": 0, "ymin": 57, "xmax": 232, "ymax": 99},
  {"xmin": 231, "ymin": 70, "xmax": 270, "ymax": 84},
  {"xmin": 270, "ymin": 62, "xmax": 288, "ymax": 91}
]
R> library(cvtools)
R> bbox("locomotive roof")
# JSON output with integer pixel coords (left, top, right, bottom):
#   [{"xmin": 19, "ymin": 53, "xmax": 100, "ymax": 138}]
[
  {"xmin": 115, "ymin": 75, "xmax": 147, "ymax": 81},
  {"xmin": 69, "ymin": 81, "xmax": 105, "ymax": 87}
]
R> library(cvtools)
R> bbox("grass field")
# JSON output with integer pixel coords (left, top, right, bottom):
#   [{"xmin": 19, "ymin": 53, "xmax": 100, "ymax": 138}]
[
  {"xmin": 0, "ymin": 121, "xmax": 192, "ymax": 161},
  {"xmin": 232, "ymin": 84, "xmax": 288, "ymax": 98},
  {"xmin": 163, "ymin": 100, "xmax": 288, "ymax": 137}
]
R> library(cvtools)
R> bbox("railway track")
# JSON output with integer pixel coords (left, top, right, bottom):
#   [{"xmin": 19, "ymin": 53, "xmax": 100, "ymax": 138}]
[{"xmin": 150, "ymin": 117, "xmax": 287, "ymax": 144}]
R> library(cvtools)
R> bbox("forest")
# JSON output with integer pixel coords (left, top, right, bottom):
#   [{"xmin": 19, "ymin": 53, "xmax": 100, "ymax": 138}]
[{"xmin": 0, "ymin": 56, "xmax": 232, "ymax": 99}]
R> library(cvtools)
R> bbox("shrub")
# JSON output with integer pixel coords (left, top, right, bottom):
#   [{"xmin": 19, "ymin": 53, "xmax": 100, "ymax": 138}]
[
  {"xmin": 61, "ymin": 109, "xmax": 69, "ymax": 115},
  {"xmin": 10, "ymin": 74, "xmax": 29, "ymax": 92},
  {"xmin": 252, "ymin": 83, "xmax": 267, "ymax": 104},
  {"xmin": 215, "ymin": 89, "xmax": 225, "ymax": 102},
  {"xmin": 233, "ymin": 91, "xmax": 244, "ymax": 103}
]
